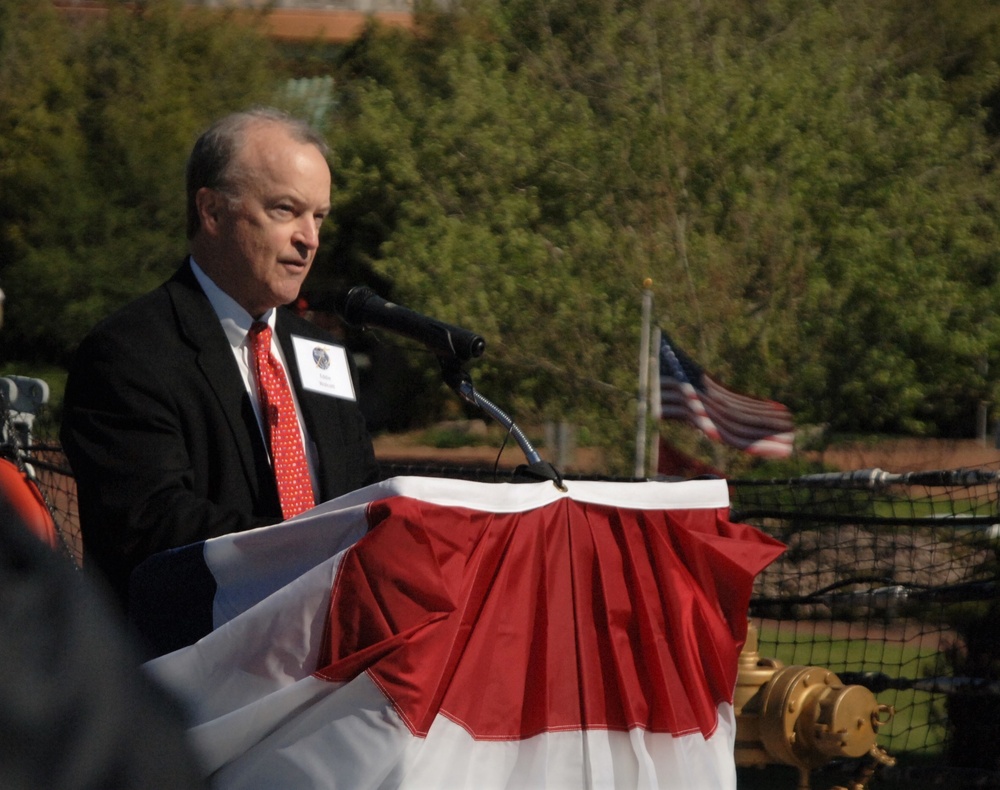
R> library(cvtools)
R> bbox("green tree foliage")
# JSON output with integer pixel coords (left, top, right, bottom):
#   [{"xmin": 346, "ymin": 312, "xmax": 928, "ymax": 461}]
[
  {"xmin": 0, "ymin": 0, "xmax": 88, "ymax": 358},
  {"xmin": 325, "ymin": 0, "xmax": 1000, "ymax": 462},
  {"xmin": 0, "ymin": 0, "xmax": 278, "ymax": 360},
  {"xmin": 3, "ymin": 0, "xmax": 1000, "ymax": 469},
  {"xmin": 324, "ymin": 16, "xmax": 638, "ymax": 456}
]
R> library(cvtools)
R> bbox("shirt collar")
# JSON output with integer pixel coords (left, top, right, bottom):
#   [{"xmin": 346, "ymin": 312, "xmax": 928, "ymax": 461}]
[{"xmin": 189, "ymin": 257, "xmax": 276, "ymax": 350}]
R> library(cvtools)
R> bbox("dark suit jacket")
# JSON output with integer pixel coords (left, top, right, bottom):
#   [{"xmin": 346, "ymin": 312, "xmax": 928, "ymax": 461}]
[{"xmin": 60, "ymin": 261, "xmax": 379, "ymax": 606}]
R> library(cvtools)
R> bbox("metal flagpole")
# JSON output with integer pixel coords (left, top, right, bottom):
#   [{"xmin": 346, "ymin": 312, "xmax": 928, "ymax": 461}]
[
  {"xmin": 634, "ymin": 279, "xmax": 653, "ymax": 478},
  {"xmin": 648, "ymin": 326, "xmax": 661, "ymax": 476}
]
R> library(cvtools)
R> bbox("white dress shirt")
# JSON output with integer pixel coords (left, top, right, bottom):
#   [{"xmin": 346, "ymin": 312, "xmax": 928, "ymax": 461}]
[{"xmin": 189, "ymin": 259, "xmax": 319, "ymax": 497}]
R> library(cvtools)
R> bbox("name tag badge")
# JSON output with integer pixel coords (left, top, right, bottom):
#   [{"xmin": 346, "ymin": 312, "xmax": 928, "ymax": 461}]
[{"xmin": 291, "ymin": 335, "xmax": 357, "ymax": 401}]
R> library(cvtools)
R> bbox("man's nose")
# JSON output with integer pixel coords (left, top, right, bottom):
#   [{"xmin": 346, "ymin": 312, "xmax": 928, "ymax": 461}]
[{"xmin": 294, "ymin": 216, "xmax": 321, "ymax": 250}]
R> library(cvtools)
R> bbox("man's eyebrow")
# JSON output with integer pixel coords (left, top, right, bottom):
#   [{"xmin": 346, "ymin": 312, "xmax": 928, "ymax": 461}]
[{"xmin": 267, "ymin": 194, "xmax": 324, "ymax": 209}]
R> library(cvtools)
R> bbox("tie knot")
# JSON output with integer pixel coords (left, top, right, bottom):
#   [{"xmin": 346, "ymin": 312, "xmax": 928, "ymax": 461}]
[{"xmin": 249, "ymin": 321, "xmax": 271, "ymax": 349}]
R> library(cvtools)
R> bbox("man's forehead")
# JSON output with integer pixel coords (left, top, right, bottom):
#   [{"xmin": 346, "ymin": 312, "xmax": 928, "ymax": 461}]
[
  {"xmin": 236, "ymin": 126, "xmax": 330, "ymax": 195},
  {"xmin": 240, "ymin": 124, "xmax": 302, "ymax": 166}
]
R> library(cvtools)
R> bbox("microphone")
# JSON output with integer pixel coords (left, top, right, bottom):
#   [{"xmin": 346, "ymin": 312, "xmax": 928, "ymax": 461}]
[{"xmin": 336, "ymin": 286, "xmax": 486, "ymax": 362}]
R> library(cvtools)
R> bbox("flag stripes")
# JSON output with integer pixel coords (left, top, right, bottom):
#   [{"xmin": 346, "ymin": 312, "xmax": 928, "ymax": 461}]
[
  {"xmin": 659, "ymin": 334, "xmax": 794, "ymax": 458},
  {"xmin": 143, "ymin": 477, "xmax": 784, "ymax": 790}
]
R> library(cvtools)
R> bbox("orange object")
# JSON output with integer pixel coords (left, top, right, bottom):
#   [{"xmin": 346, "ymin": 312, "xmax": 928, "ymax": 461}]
[
  {"xmin": 51, "ymin": 3, "xmax": 414, "ymax": 43},
  {"xmin": 0, "ymin": 457, "xmax": 58, "ymax": 549}
]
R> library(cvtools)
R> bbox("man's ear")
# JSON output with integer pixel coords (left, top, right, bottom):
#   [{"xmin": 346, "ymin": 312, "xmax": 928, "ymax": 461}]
[{"xmin": 195, "ymin": 187, "xmax": 225, "ymax": 234}]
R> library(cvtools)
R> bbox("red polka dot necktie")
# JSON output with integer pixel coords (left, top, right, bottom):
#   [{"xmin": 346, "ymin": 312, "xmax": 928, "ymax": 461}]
[{"xmin": 248, "ymin": 321, "xmax": 315, "ymax": 519}]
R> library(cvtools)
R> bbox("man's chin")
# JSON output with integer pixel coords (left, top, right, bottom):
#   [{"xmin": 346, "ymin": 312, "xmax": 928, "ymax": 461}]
[{"xmin": 276, "ymin": 275, "xmax": 310, "ymax": 306}]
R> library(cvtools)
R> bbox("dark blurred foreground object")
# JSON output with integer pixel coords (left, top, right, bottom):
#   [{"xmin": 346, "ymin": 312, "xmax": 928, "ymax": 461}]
[{"xmin": 0, "ymin": 494, "xmax": 208, "ymax": 790}]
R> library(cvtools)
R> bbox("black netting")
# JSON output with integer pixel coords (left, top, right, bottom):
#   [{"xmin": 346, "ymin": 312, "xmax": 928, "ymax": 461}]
[
  {"xmin": 10, "ymin": 388, "xmax": 1000, "ymax": 786},
  {"xmin": 731, "ymin": 467, "xmax": 1000, "ymax": 786}
]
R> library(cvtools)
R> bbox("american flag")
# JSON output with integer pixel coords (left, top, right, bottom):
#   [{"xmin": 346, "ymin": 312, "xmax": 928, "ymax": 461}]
[{"xmin": 659, "ymin": 333, "xmax": 795, "ymax": 458}]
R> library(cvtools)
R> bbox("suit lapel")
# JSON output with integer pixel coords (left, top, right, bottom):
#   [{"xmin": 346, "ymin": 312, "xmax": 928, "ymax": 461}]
[
  {"xmin": 275, "ymin": 313, "xmax": 349, "ymax": 501},
  {"xmin": 165, "ymin": 263, "xmax": 273, "ymax": 496}
]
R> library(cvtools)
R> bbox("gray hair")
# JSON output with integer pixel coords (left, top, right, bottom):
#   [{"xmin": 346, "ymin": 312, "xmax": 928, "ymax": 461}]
[{"xmin": 185, "ymin": 107, "xmax": 329, "ymax": 239}]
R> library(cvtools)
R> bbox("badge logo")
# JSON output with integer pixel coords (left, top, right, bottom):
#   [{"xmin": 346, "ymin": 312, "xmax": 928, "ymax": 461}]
[{"xmin": 312, "ymin": 347, "xmax": 331, "ymax": 370}]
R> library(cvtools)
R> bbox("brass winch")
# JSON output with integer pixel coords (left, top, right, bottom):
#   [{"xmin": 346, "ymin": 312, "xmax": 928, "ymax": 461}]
[{"xmin": 735, "ymin": 621, "xmax": 896, "ymax": 790}]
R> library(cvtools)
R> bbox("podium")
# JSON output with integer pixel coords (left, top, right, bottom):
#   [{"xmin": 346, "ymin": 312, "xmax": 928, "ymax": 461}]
[{"xmin": 145, "ymin": 477, "xmax": 783, "ymax": 789}]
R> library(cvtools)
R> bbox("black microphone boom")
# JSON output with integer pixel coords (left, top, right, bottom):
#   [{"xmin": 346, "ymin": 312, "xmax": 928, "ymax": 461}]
[{"xmin": 336, "ymin": 286, "xmax": 486, "ymax": 362}]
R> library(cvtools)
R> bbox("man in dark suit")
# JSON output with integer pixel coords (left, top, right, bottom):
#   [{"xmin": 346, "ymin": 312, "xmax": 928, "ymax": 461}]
[{"xmin": 60, "ymin": 108, "xmax": 379, "ymax": 611}]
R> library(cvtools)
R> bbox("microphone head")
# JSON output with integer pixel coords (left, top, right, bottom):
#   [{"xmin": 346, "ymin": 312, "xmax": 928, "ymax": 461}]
[
  {"xmin": 333, "ymin": 285, "xmax": 486, "ymax": 361},
  {"xmin": 335, "ymin": 286, "xmax": 379, "ymax": 326}
]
